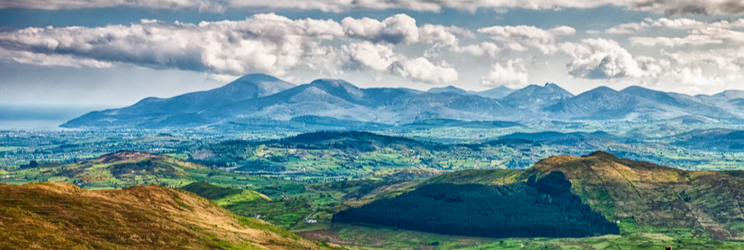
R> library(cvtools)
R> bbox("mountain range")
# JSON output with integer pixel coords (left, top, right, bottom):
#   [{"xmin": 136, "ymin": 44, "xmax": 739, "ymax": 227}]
[{"xmin": 61, "ymin": 74, "xmax": 744, "ymax": 128}]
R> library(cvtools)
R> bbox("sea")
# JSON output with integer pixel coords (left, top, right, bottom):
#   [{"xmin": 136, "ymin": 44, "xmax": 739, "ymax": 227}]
[{"xmin": 0, "ymin": 105, "xmax": 106, "ymax": 131}]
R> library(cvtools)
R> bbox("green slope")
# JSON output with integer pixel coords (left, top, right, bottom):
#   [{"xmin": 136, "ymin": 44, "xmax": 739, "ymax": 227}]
[
  {"xmin": 180, "ymin": 181, "xmax": 271, "ymax": 206},
  {"xmin": 426, "ymin": 151, "xmax": 744, "ymax": 241}
]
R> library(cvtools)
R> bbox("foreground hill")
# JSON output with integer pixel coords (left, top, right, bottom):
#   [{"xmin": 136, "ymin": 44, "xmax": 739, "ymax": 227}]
[
  {"xmin": 426, "ymin": 151, "xmax": 744, "ymax": 240},
  {"xmin": 334, "ymin": 171, "xmax": 619, "ymax": 238},
  {"xmin": 0, "ymin": 182, "xmax": 341, "ymax": 249}
]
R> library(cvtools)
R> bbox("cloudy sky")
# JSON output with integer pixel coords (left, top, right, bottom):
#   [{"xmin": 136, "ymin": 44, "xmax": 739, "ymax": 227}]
[{"xmin": 1, "ymin": 0, "xmax": 744, "ymax": 107}]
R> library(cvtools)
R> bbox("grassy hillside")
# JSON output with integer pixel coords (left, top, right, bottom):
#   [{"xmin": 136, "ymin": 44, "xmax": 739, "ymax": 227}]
[
  {"xmin": 0, "ymin": 182, "xmax": 343, "ymax": 250},
  {"xmin": 426, "ymin": 151, "xmax": 744, "ymax": 241},
  {"xmin": 5, "ymin": 151, "xmax": 297, "ymax": 190},
  {"xmin": 180, "ymin": 181, "xmax": 270, "ymax": 206}
]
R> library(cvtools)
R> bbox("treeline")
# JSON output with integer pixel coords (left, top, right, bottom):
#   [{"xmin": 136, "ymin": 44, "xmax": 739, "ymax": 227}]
[{"xmin": 333, "ymin": 172, "xmax": 619, "ymax": 238}]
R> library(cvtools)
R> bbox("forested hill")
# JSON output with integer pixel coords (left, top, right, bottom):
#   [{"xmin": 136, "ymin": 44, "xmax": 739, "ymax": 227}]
[
  {"xmin": 425, "ymin": 151, "xmax": 744, "ymax": 240},
  {"xmin": 276, "ymin": 131, "xmax": 438, "ymax": 152},
  {"xmin": 333, "ymin": 171, "xmax": 619, "ymax": 238},
  {"xmin": 213, "ymin": 131, "xmax": 446, "ymax": 154}
]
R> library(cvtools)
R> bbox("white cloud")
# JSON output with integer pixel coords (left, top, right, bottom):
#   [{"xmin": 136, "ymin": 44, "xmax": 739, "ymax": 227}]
[
  {"xmin": 559, "ymin": 38, "xmax": 665, "ymax": 79},
  {"xmin": 418, "ymin": 24, "xmax": 472, "ymax": 46},
  {"xmin": 663, "ymin": 67, "xmax": 743, "ymax": 86},
  {"xmin": 342, "ymin": 14, "xmax": 419, "ymax": 44},
  {"xmin": 450, "ymin": 42, "xmax": 501, "ymax": 59},
  {"xmin": 5, "ymin": 0, "xmax": 744, "ymax": 15},
  {"xmin": 477, "ymin": 25, "xmax": 575, "ymax": 54},
  {"xmin": 0, "ymin": 14, "xmax": 350, "ymax": 75},
  {"xmin": 629, "ymin": 35, "xmax": 724, "ymax": 47},
  {"xmin": 392, "ymin": 57, "xmax": 458, "ymax": 84},
  {"xmin": 0, "ymin": 13, "xmax": 467, "ymax": 83},
  {"xmin": 0, "ymin": 47, "xmax": 113, "ymax": 68},
  {"xmin": 662, "ymin": 47, "xmax": 744, "ymax": 71},
  {"xmin": 345, "ymin": 42, "xmax": 399, "ymax": 71},
  {"xmin": 480, "ymin": 59, "xmax": 529, "ymax": 88},
  {"xmin": 605, "ymin": 22, "xmax": 649, "ymax": 34},
  {"xmin": 605, "ymin": 17, "xmax": 744, "ymax": 35},
  {"xmin": 631, "ymin": 28, "xmax": 744, "ymax": 47},
  {"xmin": 341, "ymin": 15, "xmax": 469, "ymax": 46},
  {"xmin": 344, "ymin": 41, "xmax": 458, "ymax": 83},
  {"xmin": 557, "ymin": 37, "xmax": 741, "ymax": 87}
]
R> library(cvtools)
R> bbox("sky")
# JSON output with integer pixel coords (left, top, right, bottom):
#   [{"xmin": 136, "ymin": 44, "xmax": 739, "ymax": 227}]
[{"xmin": 1, "ymin": 0, "xmax": 744, "ymax": 108}]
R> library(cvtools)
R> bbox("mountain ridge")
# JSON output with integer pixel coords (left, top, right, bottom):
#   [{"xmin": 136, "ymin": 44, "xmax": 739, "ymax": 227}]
[{"xmin": 62, "ymin": 75, "xmax": 744, "ymax": 128}]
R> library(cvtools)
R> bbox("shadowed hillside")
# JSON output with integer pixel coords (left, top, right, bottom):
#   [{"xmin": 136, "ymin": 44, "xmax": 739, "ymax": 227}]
[
  {"xmin": 425, "ymin": 151, "xmax": 744, "ymax": 240},
  {"xmin": 333, "ymin": 171, "xmax": 619, "ymax": 238},
  {"xmin": 0, "ymin": 182, "xmax": 342, "ymax": 250}
]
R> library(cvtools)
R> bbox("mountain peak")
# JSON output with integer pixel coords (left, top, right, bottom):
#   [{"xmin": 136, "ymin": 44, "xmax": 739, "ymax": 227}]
[
  {"xmin": 621, "ymin": 85, "xmax": 652, "ymax": 92},
  {"xmin": 226, "ymin": 74, "xmax": 296, "ymax": 95},
  {"xmin": 583, "ymin": 151, "xmax": 618, "ymax": 159},
  {"xmin": 586, "ymin": 86, "xmax": 618, "ymax": 93},
  {"xmin": 714, "ymin": 90, "xmax": 744, "ymax": 99},
  {"xmin": 473, "ymin": 85, "xmax": 516, "ymax": 99},
  {"xmin": 501, "ymin": 82, "xmax": 574, "ymax": 110},
  {"xmin": 307, "ymin": 78, "xmax": 365, "ymax": 101},
  {"xmin": 428, "ymin": 85, "xmax": 468, "ymax": 95},
  {"xmin": 234, "ymin": 73, "xmax": 282, "ymax": 83}
]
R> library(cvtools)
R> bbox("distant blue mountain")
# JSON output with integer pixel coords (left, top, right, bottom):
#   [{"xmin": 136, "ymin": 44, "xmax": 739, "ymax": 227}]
[
  {"xmin": 427, "ymin": 85, "xmax": 517, "ymax": 100},
  {"xmin": 61, "ymin": 74, "xmax": 295, "ymax": 128},
  {"xmin": 62, "ymin": 75, "xmax": 744, "ymax": 129},
  {"xmin": 500, "ymin": 83, "xmax": 574, "ymax": 110},
  {"xmin": 545, "ymin": 86, "xmax": 736, "ymax": 120}
]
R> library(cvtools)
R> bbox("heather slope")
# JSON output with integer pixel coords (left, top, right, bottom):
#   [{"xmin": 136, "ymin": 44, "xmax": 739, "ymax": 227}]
[{"xmin": 0, "ymin": 182, "xmax": 342, "ymax": 250}]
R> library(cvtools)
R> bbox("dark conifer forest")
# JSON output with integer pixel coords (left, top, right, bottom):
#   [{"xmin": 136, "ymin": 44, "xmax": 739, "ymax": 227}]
[{"xmin": 333, "ymin": 171, "xmax": 619, "ymax": 238}]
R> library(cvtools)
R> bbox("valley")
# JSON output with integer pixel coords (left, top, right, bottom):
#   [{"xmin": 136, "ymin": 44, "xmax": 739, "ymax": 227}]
[
  {"xmin": 5, "ymin": 146, "xmax": 744, "ymax": 249},
  {"xmin": 4, "ymin": 75, "xmax": 744, "ymax": 249}
]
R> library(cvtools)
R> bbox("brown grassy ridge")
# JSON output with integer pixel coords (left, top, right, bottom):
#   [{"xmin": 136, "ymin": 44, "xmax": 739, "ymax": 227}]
[
  {"xmin": 0, "ymin": 182, "xmax": 344, "ymax": 250},
  {"xmin": 425, "ymin": 151, "xmax": 744, "ymax": 240}
]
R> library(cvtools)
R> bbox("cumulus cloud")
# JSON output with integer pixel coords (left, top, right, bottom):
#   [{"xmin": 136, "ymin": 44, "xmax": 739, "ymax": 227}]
[
  {"xmin": 342, "ymin": 14, "xmax": 419, "ymax": 44},
  {"xmin": 345, "ymin": 42, "xmax": 399, "ymax": 71},
  {"xmin": 557, "ymin": 37, "xmax": 740, "ymax": 87},
  {"xmin": 605, "ymin": 22, "xmax": 649, "ymax": 34},
  {"xmin": 418, "ymin": 24, "xmax": 472, "ymax": 46},
  {"xmin": 392, "ymin": 57, "xmax": 458, "ymax": 83},
  {"xmin": 662, "ymin": 47, "xmax": 744, "ymax": 71},
  {"xmin": 477, "ymin": 25, "xmax": 575, "ymax": 54},
  {"xmin": 344, "ymin": 41, "xmax": 457, "ymax": 83},
  {"xmin": 480, "ymin": 59, "xmax": 529, "ymax": 88},
  {"xmin": 605, "ymin": 17, "xmax": 744, "ymax": 34},
  {"xmin": 6, "ymin": 0, "xmax": 744, "ymax": 15},
  {"xmin": 0, "ymin": 47, "xmax": 113, "ymax": 68},
  {"xmin": 0, "ymin": 13, "xmax": 467, "ymax": 83},
  {"xmin": 0, "ymin": 14, "xmax": 349, "ymax": 75},
  {"xmin": 341, "ymin": 16, "xmax": 469, "ymax": 46},
  {"xmin": 655, "ymin": 66, "xmax": 742, "ymax": 87},
  {"xmin": 631, "ymin": 28, "xmax": 744, "ymax": 47},
  {"xmin": 559, "ymin": 38, "xmax": 666, "ymax": 79},
  {"xmin": 450, "ymin": 42, "xmax": 501, "ymax": 59}
]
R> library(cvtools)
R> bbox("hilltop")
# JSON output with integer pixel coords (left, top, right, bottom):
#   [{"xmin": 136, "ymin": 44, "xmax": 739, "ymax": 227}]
[
  {"xmin": 21, "ymin": 150, "xmax": 207, "ymax": 189},
  {"xmin": 0, "ymin": 182, "xmax": 341, "ymax": 249},
  {"xmin": 425, "ymin": 151, "xmax": 744, "ymax": 240}
]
